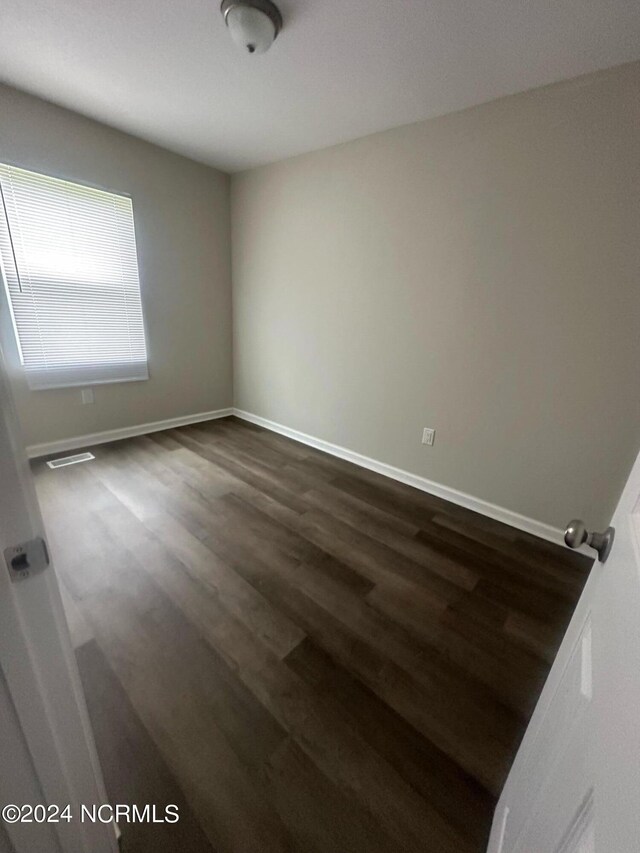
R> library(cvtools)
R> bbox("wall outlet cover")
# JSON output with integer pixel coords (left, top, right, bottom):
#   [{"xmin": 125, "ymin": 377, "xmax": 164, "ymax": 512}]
[{"xmin": 422, "ymin": 427, "xmax": 435, "ymax": 446}]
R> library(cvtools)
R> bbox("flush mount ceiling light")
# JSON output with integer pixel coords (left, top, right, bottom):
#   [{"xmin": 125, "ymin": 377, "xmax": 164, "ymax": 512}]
[{"xmin": 221, "ymin": 0, "xmax": 283, "ymax": 54}]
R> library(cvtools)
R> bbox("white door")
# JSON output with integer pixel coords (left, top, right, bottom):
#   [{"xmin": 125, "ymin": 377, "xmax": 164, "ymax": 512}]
[
  {"xmin": 488, "ymin": 448, "xmax": 640, "ymax": 852},
  {"xmin": 0, "ymin": 341, "xmax": 117, "ymax": 853}
]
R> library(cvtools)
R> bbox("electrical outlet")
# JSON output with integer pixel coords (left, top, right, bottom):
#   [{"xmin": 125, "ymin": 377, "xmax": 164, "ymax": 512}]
[
  {"xmin": 422, "ymin": 427, "xmax": 435, "ymax": 446},
  {"xmin": 81, "ymin": 388, "xmax": 94, "ymax": 405}
]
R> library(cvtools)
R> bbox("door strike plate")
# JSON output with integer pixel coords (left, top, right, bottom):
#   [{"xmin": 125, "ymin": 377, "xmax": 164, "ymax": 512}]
[{"xmin": 4, "ymin": 537, "xmax": 50, "ymax": 583}]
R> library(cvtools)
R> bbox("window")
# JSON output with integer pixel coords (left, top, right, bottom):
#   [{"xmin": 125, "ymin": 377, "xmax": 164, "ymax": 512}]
[{"xmin": 0, "ymin": 164, "xmax": 148, "ymax": 390}]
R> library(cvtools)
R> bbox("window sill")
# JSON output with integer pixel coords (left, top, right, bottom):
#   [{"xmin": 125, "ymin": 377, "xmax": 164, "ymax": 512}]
[{"xmin": 25, "ymin": 365, "xmax": 149, "ymax": 391}]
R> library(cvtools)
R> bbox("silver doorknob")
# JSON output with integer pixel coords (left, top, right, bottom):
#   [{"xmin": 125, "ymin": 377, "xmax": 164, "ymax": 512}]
[{"xmin": 564, "ymin": 519, "xmax": 615, "ymax": 563}]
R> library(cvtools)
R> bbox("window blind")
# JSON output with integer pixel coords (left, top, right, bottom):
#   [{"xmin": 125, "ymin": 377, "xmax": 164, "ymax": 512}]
[{"xmin": 0, "ymin": 164, "xmax": 148, "ymax": 390}]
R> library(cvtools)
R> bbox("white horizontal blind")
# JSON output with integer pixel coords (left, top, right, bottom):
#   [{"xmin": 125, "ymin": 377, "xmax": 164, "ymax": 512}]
[{"xmin": 0, "ymin": 164, "xmax": 148, "ymax": 389}]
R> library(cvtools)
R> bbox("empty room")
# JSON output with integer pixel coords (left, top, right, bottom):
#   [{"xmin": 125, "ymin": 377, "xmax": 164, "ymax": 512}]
[{"xmin": 0, "ymin": 2, "xmax": 639, "ymax": 852}]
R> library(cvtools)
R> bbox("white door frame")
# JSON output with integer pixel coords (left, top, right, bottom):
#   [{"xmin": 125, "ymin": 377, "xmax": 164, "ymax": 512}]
[{"xmin": 0, "ymin": 339, "xmax": 117, "ymax": 853}]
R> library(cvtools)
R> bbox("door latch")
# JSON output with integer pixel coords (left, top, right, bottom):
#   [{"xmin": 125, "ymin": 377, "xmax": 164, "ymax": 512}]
[{"xmin": 4, "ymin": 537, "xmax": 50, "ymax": 583}]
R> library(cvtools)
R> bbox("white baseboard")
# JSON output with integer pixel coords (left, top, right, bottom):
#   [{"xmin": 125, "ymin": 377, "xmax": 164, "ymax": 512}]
[
  {"xmin": 26, "ymin": 408, "xmax": 234, "ymax": 459},
  {"xmin": 26, "ymin": 403, "xmax": 580, "ymax": 553},
  {"xmin": 233, "ymin": 408, "xmax": 578, "ymax": 552}
]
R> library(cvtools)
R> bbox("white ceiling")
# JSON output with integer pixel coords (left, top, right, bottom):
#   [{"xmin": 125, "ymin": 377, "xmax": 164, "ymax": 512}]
[{"xmin": 1, "ymin": 0, "xmax": 639, "ymax": 173}]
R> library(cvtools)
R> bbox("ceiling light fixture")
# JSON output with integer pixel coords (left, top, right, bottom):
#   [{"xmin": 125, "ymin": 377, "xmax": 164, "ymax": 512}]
[{"xmin": 220, "ymin": 0, "xmax": 283, "ymax": 54}]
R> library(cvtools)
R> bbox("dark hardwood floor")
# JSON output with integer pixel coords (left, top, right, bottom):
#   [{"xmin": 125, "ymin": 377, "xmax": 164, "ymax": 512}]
[{"xmin": 33, "ymin": 417, "xmax": 591, "ymax": 853}]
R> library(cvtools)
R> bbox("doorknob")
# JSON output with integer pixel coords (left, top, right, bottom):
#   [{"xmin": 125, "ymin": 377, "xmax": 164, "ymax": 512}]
[{"xmin": 564, "ymin": 519, "xmax": 615, "ymax": 563}]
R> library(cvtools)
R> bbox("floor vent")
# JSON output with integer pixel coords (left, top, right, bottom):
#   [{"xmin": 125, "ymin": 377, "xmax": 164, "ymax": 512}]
[{"xmin": 47, "ymin": 452, "xmax": 95, "ymax": 469}]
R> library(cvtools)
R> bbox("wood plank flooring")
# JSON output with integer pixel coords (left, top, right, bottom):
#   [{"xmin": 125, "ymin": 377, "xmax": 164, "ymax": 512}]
[{"xmin": 33, "ymin": 417, "xmax": 591, "ymax": 853}]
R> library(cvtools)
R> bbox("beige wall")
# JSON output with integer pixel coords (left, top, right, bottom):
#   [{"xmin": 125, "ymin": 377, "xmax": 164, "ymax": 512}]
[
  {"xmin": 231, "ymin": 62, "xmax": 640, "ymax": 530},
  {"xmin": 0, "ymin": 84, "xmax": 232, "ymax": 449}
]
